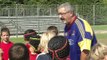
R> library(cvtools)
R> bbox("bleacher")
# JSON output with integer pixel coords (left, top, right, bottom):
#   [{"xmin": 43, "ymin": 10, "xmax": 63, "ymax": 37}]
[{"xmin": 0, "ymin": 16, "xmax": 64, "ymax": 35}]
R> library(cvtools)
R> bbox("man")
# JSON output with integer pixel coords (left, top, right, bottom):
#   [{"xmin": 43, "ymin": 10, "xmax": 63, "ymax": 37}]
[{"xmin": 57, "ymin": 2, "xmax": 97, "ymax": 60}]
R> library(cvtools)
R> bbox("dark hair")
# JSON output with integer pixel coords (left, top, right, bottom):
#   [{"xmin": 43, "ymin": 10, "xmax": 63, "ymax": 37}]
[
  {"xmin": 24, "ymin": 29, "xmax": 40, "ymax": 41},
  {"xmin": 9, "ymin": 43, "xmax": 29, "ymax": 60},
  {"xmin": 29, "ymin": 40, "xmax": 40, "ymax": 53},
  {"xmin": 47, "ymin": 26, "xmax": 58, "ymax": 35},
  {"xmin": 24, "ymin": 29, "xmax": 37, "ymax": 34},
  {"xmin": 1, "ymin": 27, "xmax": 10, "ymax": 36},
  {"xmin": 48, "ymin": 36, "xmax": 70, "ymax": 60}
]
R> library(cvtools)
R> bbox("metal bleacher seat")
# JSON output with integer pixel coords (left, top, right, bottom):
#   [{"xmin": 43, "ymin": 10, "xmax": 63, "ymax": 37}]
[{"xmin": 0, "ymin": 16, "xmax": 64, "ymax": 35}]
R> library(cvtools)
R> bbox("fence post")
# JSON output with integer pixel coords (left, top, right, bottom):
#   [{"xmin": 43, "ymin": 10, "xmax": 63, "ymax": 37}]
[
  {"xmin": 50, "ymin": 8, "xmax": 52, "ymax": 15},
  {"xmin": 15, "ymin": 4, "xmax": 18, "ymax": 38},
  {"xmin": 93, "ymin": 5, "xmax": 95, "ymax": 25},
  {"xmin": 75, "ymin": 5, "xmax": 78, "ymax": 16},
  {"xmin": 37, "ymin": 3, "xmax": 40, "ymax": 16},
  {"xmin": 8, "ymin": 6, "xmax": 10, "ymax": 17}
]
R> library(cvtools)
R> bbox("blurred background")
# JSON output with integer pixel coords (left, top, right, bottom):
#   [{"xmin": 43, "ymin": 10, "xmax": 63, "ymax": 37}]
[{"xmin": 0, "ymin": 0, "xmax": 107, "ymax": 44}]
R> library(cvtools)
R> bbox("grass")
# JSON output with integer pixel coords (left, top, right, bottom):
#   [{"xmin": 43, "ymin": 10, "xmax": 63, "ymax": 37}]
[
  {"xmin": 10, "ymin": 37, "xmax": 24, "ymax": 43},
  {"xmin": 96, "ymin": 33, "xmax": 107, "ymax": 45},
  {"xmin": 92, "ymin": 25, "xmax": 107, "ymax": 44},
  {"xmin": 92, "ymin": 25, "xmax": 107, "ymax": 30},
  {"xmin": 10, "ymin": 33, "xmax": 107, "ymax": 45},
  {"xmin": 10, "ymin": 25, "xmax": 107, "ymax": 45}
]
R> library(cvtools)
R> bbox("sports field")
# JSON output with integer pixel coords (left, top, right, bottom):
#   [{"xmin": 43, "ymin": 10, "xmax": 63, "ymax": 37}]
[
  {"xmin": 92, "ymin": 25, "xmax": 107, "ymax": 45},
  {"xmin": 10, "ymin": 25, "xmax": 107, "ymax": 45}
]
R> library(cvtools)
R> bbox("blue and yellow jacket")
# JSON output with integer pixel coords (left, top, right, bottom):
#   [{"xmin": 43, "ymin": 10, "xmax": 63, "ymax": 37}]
[{"xmin": 64, "ymin": 17, "xmax": 97, "ymax": 60}]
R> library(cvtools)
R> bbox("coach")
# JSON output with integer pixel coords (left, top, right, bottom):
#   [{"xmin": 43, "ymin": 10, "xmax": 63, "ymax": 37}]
[{"xmin": 57, "ymin": 2, "xmax": 97, "ymax": 60}]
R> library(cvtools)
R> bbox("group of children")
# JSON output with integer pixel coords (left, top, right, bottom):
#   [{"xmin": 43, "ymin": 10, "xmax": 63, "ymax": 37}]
[
  {"xmin": 0, "ymin": 26, "xmax": 70, "ymax": 60},
  {"xmin": 0, "ymin": 26, "xmax": 107, "ymax": 60}
]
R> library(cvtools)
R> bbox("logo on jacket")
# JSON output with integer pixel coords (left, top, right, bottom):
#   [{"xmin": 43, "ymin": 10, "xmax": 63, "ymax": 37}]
[{"xmin": 68, "ymin": 39, "xmax": 74, "ymax": 45}]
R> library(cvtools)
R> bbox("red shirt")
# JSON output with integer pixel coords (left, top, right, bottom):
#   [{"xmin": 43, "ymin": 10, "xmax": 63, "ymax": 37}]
[
  {"xmin": 25, "ymin": 43, "xmax": 31, "ymax": 53},
  {"xmin": 30, "ymin": 53, "xmax": 38, "ymax": 60},
  {"xmin": 0, "ymin": 41, "xmax": 13, "ymax": 60},
  {"xmin": 25, "ymin": 43, "xmax": 30, "ymax": 49}
]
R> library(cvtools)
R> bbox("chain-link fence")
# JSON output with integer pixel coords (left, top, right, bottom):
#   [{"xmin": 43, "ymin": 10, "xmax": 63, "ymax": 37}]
[
  {"xmin": 76, "ymin": 5, "xmax": 107, "ymax": 25},
  {"xmin": 0, "ymin": 4, "xmax": 107, "ymax": 25},
  {"xmin": 0, "ymin": 4, "xmax": 58, "ymax": 16},
  {"xmin": 0, "ymin": 4, "xmax": 107, "ymax": 35},
  {"xmin": 0, "ymin": 4, "xmax": 107, "ymax": 24}
]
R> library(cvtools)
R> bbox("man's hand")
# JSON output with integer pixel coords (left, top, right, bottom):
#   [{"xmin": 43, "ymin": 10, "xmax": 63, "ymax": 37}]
[{"xmin": 81, "ymin": 49, "xmax": 89, "ymax": 60}]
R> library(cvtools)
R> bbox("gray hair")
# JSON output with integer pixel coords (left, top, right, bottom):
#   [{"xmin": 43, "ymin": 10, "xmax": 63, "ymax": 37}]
[{"xmin": 57, "ymin": 2, "xmax": 74, "ymax": 12}]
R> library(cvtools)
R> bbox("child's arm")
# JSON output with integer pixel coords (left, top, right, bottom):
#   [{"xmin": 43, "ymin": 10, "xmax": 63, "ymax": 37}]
[{"xmin": 0, "ymin": 48, "xmax": 3, "ymax": 60}]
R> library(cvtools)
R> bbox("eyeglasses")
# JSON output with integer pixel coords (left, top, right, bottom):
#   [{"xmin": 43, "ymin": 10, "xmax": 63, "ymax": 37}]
[{"xmin": 58, "ymin": 11, "xmax": 69, "ymax": 15}]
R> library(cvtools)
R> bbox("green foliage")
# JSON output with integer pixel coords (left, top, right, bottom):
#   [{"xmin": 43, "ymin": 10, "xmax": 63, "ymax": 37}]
[
  {"xmin": 77, "ymin": 5, "xmax": 93, "ymax": 24},
  {"xmin": 68, "ymin": 0, "xmax": 102, "ymax": 5},
  {"xmin": 102, "ymin": 0, "xmax": 107, "ymax": 4},
  {"xmin": 0, "ymin": 0, "xmax": 106, "ymax": 5},
  {"xmin": 95, "ymin": 4, "xmax": 107, "ymax": 25}
]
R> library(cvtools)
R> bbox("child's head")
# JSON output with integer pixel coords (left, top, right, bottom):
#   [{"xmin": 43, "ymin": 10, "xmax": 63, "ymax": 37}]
[
  {"xmin": 88, "ymin": 43, "xmax": 107, "ymax": 60},
  {"xmin": 38, "ymin": 32, "xmax": 55, "ymax": 53},
  {"xmin": 48, "ymin": 36, "xmax": 70, "ymax": 60},
  {"xmin": 47, "ymin": 26, "xmax": 58, "ymax": 36},
  {"xmin": 0, "ymin": 27, "xmax": 10, "ymax": 42},
  {"xmin": 29, "ymin": 39, "xmax": 40, "ymax": 54},
  {"xmin": 24, "ymin": 29, "xmax": 39, "ymax": 41},
  {"xmin": 9, "ymin": 43, "xmax": 29, "ymax": 60}
]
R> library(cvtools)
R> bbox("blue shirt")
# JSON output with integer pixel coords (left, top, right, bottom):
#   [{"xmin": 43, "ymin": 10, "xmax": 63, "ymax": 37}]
[{"xmin": 64, "ymin": 17, "xmax": 97, "ymax": 60}]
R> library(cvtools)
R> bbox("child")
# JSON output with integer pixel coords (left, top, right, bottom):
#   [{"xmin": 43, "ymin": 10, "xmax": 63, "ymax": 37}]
[
  {"xmin": 29, "ymin": 39, "xmax": 40, "ymax": 60},
  {"xmin": 24, "ymin": 29, "xmax": 40, "ymax": 60},
  {"xmin": 9, "ymin": 43, "xmax": 29, "ymax": 60},
  {"xmin": 24, "ymin": 29, "xmax": 40, "ymax": 50},
  {"xmin": 48, "ymin": 36, "xmax": 70, "ymax": 60},
  {"xmin": 0, "ymin": 27, "xmax": 13, "ymax": 60},
  {"xmin": 87, "ymin": 43, "xmax": 107, "ymax": 60},
  {"xmin": 37, "ymin": 36, "xmax": 70, "ymax": 60},
  {"xmin": 0, "ymin": 37, "xmax": 3, "ymax": 60},
  {"xmin": 47, "ymin": 26, "xmax": 58, "ymax": 36},
  {"xmin": 36, "ymin": 32, "xmax": 56, "ymax": 60}
]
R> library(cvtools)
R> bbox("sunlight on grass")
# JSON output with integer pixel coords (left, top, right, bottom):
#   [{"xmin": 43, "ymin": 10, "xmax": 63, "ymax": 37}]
[
  {"xmin": 96, "ymin": 33, "xmax": 107, "ymax": 45},
  {"xmin": 92, "ymin": 25, "xmax": 107, "ymax": 30},
  {"xmin": 10, "ymin": 25, "xmax": 107, "ymax": 45},
  {"xmin": 10, "ymin": 37, "xmax": 25, "ymax": 43}
]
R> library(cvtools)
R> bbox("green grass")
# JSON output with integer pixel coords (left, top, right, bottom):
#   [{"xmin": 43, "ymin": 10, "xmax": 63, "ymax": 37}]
[
  {"xmin": 10, "ymin": 33, "xmax": 107, "ymax": 45},
  {"xmin": 96, "ymin": 33, "xmax": 107, "ymax": 45},
  {"xmin": 10, "ymin": 25, "xmax": 107, "ymax": 45},
  {"xmin": 10, "ymin": 37, "xmax": 25, "ymax": 43},
  {"xmin": 92, "ymin": 25, "xmax": 107, "ymax": 30},
  {"xmin": 92, "ymin": 25, "xmax": 107, "ymax": 44}
]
